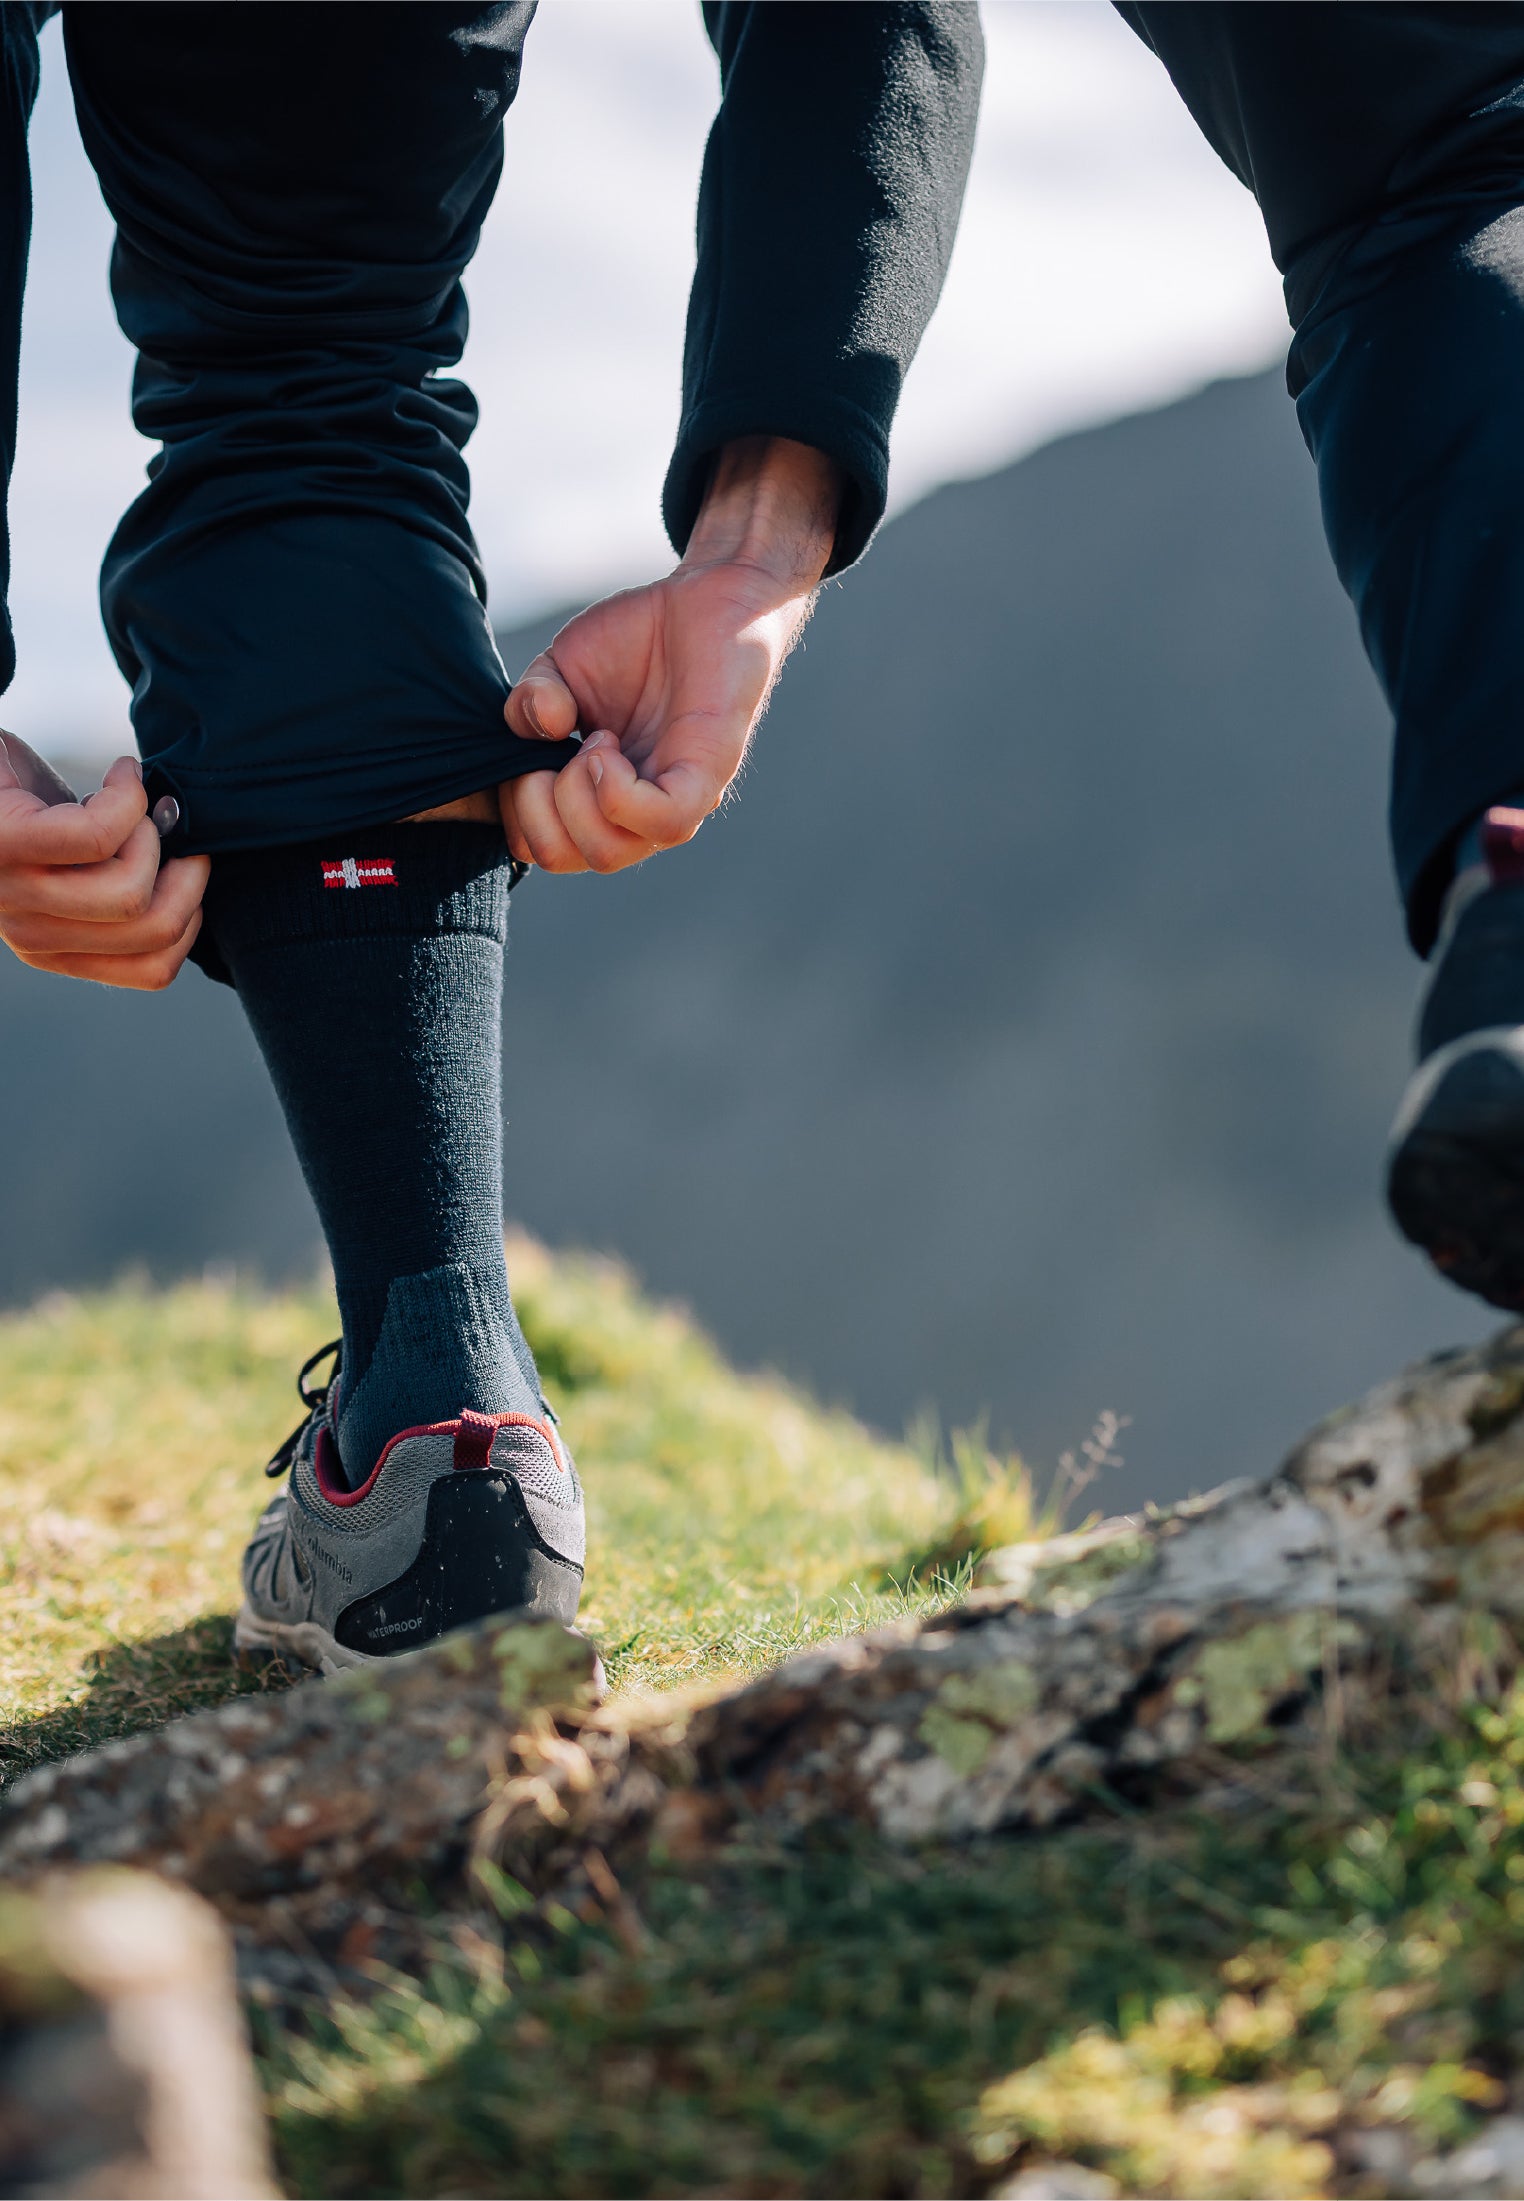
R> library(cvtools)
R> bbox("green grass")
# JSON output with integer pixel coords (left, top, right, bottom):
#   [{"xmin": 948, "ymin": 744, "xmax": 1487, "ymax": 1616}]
[
  {"xmin": 265, "ymin": 1689, "xmax": 1524, "ymax": 2200},
  {"xmin": 0, "ymin": 1238, "xmax": 996, "ymax": 1774},
  {"xmin": 3, "ymin": 1251, "xmax": 1520, "ymax": 2196}
]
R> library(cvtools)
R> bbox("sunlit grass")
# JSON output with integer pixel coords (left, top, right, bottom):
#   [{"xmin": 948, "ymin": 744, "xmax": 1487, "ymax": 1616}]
[{"xmin": 0, "ymin": 1236, "xmax": 980, "ymax": 1776}]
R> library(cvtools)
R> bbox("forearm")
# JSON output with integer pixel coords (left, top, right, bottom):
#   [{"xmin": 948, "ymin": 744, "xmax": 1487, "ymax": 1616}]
[
  {"xmin": 667, "ymin": 1, "xmax": 983, "ymax": 573},
  {"xmin": 681, "ymin": 436, "xmax": 842, "ymax": 596}
]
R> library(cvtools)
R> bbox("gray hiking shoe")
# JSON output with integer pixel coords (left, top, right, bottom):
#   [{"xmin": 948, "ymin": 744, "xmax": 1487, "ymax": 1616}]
[{"xmin": 235, "ymin": 1341, "xmax": 586, "ymax": 1674}]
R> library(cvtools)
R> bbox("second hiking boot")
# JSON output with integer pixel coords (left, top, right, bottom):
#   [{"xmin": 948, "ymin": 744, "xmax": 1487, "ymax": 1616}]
[
  {"xmin": 235, "ymin": 1342, "xmax": 586, "ymax": 1674},
  {"xmin": 1388, "ymin": 805, "xmax": 1524, "ymax": 1309}
]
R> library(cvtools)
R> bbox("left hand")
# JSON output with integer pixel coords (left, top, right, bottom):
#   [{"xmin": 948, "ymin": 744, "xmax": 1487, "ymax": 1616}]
[{"xmin": 500, "ymin": 436, "xmax": 840, "ymax": 874}]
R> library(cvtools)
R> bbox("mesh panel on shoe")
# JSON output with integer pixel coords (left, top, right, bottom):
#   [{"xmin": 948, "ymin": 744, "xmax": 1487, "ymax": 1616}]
[
  {"xmin": 291, "ymin": 1428, "xmax": 456, "ymax": 1535},
  {"xmin": 490, "ymin": 1420, "xmax": 580, "ymax": 1508},
  {"xmin": 290, "ymin": 1408, "xmax": 579, "ymax": 1533}
]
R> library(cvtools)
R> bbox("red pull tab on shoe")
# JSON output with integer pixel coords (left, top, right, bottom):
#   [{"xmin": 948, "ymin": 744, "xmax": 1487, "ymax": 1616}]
[
  {"xmin": 453, "ymin": 1410, "xmax": 503, "ymax": 1471},
  {"xmin": 1482, "ymin": 806, "xmax": 1524, "ymax": 883}
]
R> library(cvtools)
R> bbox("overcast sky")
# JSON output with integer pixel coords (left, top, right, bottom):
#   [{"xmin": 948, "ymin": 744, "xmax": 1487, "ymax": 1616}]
[{"xmin": 6, "ymin": 0, "xmax": 1286, "ymax": 751}]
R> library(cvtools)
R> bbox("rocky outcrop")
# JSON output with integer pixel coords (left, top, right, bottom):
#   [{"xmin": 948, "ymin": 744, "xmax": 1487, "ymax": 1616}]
[
  {"xmin": 3, "ymin": 1326, "xmax": 1524, "ymax": 2192},
  {"xmin": 3, "ymin": 1324, "xmax": 1522, "ymax": 1938}
]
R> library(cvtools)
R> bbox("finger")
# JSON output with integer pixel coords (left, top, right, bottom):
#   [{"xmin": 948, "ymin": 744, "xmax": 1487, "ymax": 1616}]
[
  {"xmin": 599, "ymin": 758, "xmax": 718, "ymax": 848},
  {"xmin": 558, "ymin": 735, "xmax": 713, "ymax": 867},
  {"xmin": 504, "ymin": 652, "xmax": 579, "ymax": 742},
  {"xmin": 550, "ymin": 741, "xmax": 658, "ymax": 874},
  {"xmin": 0, "ymin": 752, "xmax": 148, "ymax": 867},
  {"xmin": 0, "ymin": 812, "xmax": 168, "ymax": 921},
  {"xmin": 508, "ymin": 768, "xmax": 592, "ymax": 873},
  {"xmin": 0, "ymin": 852, "xmax": 208, "ymax": 954},
  {"xmin": 497, "ymin": 780, "xmax": 534, "ymax": 867},
  {"xmin": 13, "ymin": 903, "xmax": 204, "ymax": 992},
  {"xmin": 0, "ymin": 730, "xmax": 80, "ymax": 807}
]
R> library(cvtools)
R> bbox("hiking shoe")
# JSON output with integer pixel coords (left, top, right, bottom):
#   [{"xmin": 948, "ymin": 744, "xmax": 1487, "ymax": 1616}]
[
  {"xmin": 234, "ymin": 1341, "xmax": 586, "ymax": 1674},
  {"xmin": 1388, "ymin": 805, "xmax": 1524, "ymax": 1309}
]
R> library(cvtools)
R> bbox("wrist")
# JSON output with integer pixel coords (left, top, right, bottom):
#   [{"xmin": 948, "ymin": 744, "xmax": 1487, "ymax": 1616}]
[{"xmin": 680, "ymin": 436, "xmax": 841, "ymax": 593}]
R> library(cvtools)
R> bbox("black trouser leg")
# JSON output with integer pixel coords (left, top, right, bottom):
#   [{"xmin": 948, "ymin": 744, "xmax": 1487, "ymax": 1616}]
[
  {"xmin": 1120, "ymin": 1, "xmax": 1524, "ymax": 951},
  {"xmin": 0, "ymin": 6, "xmax": 54, "ymax": 703},
  {"xmin": 58, "ymin": 2, "xmax": 561, "ymax": 878}
]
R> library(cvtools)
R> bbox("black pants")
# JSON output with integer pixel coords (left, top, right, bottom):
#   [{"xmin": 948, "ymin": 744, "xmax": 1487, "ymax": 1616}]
[
  {"xmin": 6, "ymin": 3, "xmax": 1524, "ymax": 956},
  {"xmin": 0, "ymin": 3, "xmax": 977, "ymax": 879},
  {"xmin": 1124, "ymin": 3, "xmax": 1524, "ymax": 950},
  {"xmin": 0, "ymin": 2, "xmax": 558, "ymax": 858}
]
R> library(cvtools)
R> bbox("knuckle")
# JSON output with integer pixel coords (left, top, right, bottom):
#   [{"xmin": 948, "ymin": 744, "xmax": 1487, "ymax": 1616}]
[
  {"xmin": 76, "ymin": 821, "xmax": 121, "ymax": 866},
  {"xmin": 143, "ymin": 910, "xmax": 186, "ymax": 952}
]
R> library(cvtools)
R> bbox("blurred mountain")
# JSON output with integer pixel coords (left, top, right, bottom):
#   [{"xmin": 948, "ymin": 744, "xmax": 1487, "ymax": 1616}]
[{"xmin": 0, "ymin": 370, "xmax": 1489, "ymax": 1508}]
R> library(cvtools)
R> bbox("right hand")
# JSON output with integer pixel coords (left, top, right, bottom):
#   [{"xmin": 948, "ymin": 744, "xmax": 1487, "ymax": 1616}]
[
  {"xmin": 499, "ymin": 435, "xmax": 841, "ymax": 876},
  {"xmin": 0, "ymin": 748, "xmax": 209, "ymax": 989}
]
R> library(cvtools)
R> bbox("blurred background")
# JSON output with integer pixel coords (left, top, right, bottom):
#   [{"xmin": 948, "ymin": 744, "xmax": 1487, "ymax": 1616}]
[{"xmin": 0, "ymin": 1, "xmax": 1490, "ymax": 1511}]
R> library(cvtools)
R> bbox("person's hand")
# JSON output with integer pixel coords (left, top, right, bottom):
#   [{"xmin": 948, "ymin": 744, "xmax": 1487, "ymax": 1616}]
[
  {"xmin": 0, "ymin": 743, "xmax": 209, "ymax": 989},
  {"xmin": 501, "ymin": 436, "xmax": 841, "ymax": 873}
]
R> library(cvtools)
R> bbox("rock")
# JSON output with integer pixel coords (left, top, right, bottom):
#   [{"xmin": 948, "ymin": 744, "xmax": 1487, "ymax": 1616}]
[
  {"xmin": 5, "ymin": 1328, "xmax": 1524, "ymax": 1943},
  {"xmin": 0, "ymin": 1868, "xmax": 273, "ymax": 2197},
  {"xmin": 0, "ymin": 1618, "xmax": 604, "ymax": 1926}
]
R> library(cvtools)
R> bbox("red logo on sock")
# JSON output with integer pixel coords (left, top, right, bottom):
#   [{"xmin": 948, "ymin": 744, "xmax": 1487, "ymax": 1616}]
[{"xmin": 321, "ymin": 858, "xmax": 397, "ymax": 889}]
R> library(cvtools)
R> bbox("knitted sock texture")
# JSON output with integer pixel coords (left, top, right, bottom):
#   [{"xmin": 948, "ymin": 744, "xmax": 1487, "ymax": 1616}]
[{"xmin": 204, "ymin": 824, "xmax": 541, "ymax": 1485}]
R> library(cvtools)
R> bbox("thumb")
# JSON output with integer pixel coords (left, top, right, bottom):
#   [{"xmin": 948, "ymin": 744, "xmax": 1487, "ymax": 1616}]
[
  {"xmin": 0, "ymin": 728, "xmax": 80, "ymax": 808},
  {"xmin": 505, "ymin": 652, "xmax": 579, "ymax": 742}
]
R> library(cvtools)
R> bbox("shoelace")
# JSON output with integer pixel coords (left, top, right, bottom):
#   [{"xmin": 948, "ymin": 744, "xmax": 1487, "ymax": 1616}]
[{"xmin": 265, "ymin": 1337, "xmax": 342, "ymax": 1478}]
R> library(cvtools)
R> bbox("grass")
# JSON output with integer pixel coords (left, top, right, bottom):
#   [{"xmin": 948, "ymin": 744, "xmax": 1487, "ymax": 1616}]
[
  {"xmin": 264, "ymin": 1688, "xmax": 1524, "ymax": 2200},
  {"xmin": 0, "ymin": 1236, "xmax": 997, "ymax": 1776},
  {"xmin": 2, "ymin": 1248, "xmax": 1520, "ymax": 2196}
]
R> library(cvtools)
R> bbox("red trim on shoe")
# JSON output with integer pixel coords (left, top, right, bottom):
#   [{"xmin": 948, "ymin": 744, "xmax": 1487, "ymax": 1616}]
[
  {"xmin": 312, "ymin": 1409, "xmax": 566, "ymax": 1507},
  {"xmin": 313, "ymin": 1415, "xmax": 455, "ymax": 1506},
  {"xmin": 453, "ymin": 1409, "xmax": 565, "ymax": 1473},
  {"xmin": 454, "ymin": 1408, "xmax": 501, "ymax": 1470}
]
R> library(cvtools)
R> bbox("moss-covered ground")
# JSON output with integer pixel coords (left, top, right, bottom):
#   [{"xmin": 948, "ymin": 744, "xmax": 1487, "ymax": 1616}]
[{"xmin": 0, "ymin": 1249, "xmax": 1519, "ymax": 2197}]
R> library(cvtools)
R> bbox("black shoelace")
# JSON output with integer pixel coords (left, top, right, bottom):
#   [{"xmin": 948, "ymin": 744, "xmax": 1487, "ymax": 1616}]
[{"xmin": 265, "ymin": 1337, "xmax": 342, "ymax": 1478}]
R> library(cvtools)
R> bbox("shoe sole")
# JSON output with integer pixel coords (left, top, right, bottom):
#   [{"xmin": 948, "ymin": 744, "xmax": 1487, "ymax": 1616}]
[
  {"xmin": 1387, "ymin": 1029, "xmax": 1524, "ymax": 1311},
  {"xmin": 234, "ymin": 1605, "xmax": 377, "ymax": 1676},
  {"xmin": 234, "ymin": 1601, "xmax": 609, "ymax": 1693}
]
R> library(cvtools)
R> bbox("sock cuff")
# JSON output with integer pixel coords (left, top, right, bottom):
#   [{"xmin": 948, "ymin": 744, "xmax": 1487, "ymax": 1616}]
[{"xmin": 202, "ymin": 823, "xmax": 517, "ymax": 971}]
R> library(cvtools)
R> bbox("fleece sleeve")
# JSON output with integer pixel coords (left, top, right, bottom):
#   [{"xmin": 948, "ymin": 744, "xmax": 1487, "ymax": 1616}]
[
  {"xmin": 663, "ymin": 1, "xmax": 983, "ymax": 575},
  {"xmin": 0, "ymin": 7, "xmax": 49, "ymax": 698}
]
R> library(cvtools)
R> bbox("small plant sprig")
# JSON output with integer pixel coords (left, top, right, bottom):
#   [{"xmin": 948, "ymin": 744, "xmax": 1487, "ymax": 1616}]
[{"xmin": 1050, "ymin": 1408, "xmax": 1131, "ymax": 1530}]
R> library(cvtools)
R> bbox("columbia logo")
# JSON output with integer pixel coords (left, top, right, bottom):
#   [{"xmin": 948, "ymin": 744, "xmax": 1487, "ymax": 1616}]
[{"xmin": 321, "ymin": 857, "xmax": 397, "ymax": 889}]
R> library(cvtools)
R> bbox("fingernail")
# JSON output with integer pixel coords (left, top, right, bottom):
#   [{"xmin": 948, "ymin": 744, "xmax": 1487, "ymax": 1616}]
[
  {"xmin": 588, "ymin": 755, "xmax": 604, "ymax": 788},
  {"xmin": 130, "ymin": 757, "xmax": 143, "ymax": 781},
  {"xmin": 523, "ymin": 689, "xmax": 544, "ymax": 735},
  {"xmin": 582, "ymin": 730, "xmax": 607, "ymax": 753}
]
